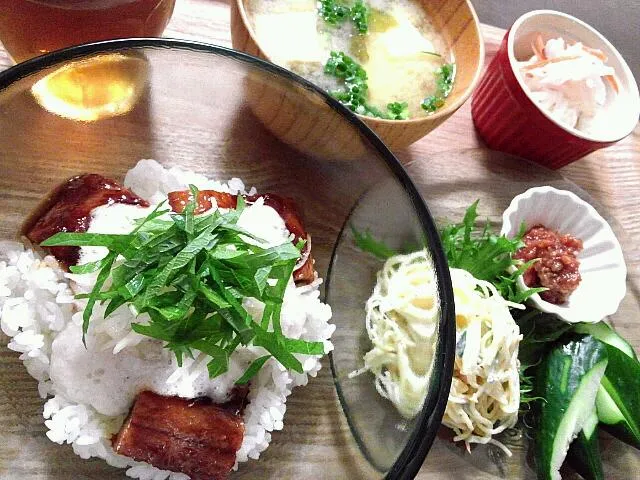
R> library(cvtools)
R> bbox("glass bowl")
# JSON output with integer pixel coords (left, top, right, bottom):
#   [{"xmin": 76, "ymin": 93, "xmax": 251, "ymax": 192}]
[{"xmin": 0, "ymin": 39, "xmax": 454, "ymax": 479}]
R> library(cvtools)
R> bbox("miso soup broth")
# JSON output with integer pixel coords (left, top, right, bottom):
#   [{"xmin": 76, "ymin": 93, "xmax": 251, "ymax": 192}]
[{"xmin": 245, "ymin": 0, "xmax": 455, "ymax": 119}]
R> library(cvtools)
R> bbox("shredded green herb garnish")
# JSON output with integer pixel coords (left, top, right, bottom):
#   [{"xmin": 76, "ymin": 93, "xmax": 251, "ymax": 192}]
[
  {"xmin": 41, "ymin": 187, "xmax": 324, "ymax": 381},
  {"xmin": 350, "ymin": 200, "xmax": 543, "ymax": 304},
  {"xmin": 324, "ymin": 51, "xmax": 409, "ymax": 119},
  {"xmin": 319, "ymin": 0, "xmax": 369, "ymax": 34},
  {"xmin": 440, "ymin": 200, "xmax": 545, "ymax": 304},
  {"xmin": 350, "ymin": 226, "xmax": 396, "ymax": 260},
  {"xmin": 422, "ymin": 63, "xmax": 455, "ymax": 113}
]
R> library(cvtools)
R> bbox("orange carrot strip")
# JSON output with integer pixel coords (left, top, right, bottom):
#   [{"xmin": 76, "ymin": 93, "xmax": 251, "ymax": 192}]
[
  {"xmin": 531, "ymin": 34, "xmax": 547, "ymax": 61},
  {"xmin": 521, "ymin": 55, "xmax": 581, "ymax": 71},
  {"xmin": 605, "ymin": 75, "xmax": 620, "ymax": 94},
  {"xmin": 582, "ymin": 45, "xmax": 608, "ymax": 62}
]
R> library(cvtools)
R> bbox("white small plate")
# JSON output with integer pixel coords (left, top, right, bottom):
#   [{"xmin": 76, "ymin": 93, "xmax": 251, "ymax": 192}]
[{"xmin": 501, "ymin": 186, "xmax": 626, "ymax": 323}]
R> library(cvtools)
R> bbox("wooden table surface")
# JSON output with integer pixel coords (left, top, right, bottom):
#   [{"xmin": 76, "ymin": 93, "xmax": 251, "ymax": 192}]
[{"xmin": 0, "ymin": 1, "xmax": 638, "ymax": 479}]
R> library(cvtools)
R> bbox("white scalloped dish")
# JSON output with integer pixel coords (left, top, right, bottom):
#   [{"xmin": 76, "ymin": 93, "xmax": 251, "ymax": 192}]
[{"xmin": 501, "ymin": 186, "xmax": 627, "ymax": 323}]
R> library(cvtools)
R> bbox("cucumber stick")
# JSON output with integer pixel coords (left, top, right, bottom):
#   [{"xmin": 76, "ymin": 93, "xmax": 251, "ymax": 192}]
[
  {"xmin": 535, "ymin": 336, "xmax": 608, "ymax": 480},
  {"xmin": 574, "ymin": 322, "xmax": 637, "ymax": 360},
  {"xmin": 574, "ymin": 322, "xmax": 640, "ymax": 449},
  {"xmin": 566, "ymin": 411, "xmax": 604, "ymax": 480},
  {"xmin": 595, "ymin": 344, "xmax": 640, "ymax": 449}
]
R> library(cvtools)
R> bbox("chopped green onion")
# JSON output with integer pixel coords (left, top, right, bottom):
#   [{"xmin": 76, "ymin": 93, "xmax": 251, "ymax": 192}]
[
  {"xmin": 351, "ymin": 0, "xmax": 369, "ymax": 34},
  {"xmin": 319, "ymin": 0, "xmax": 369, "ymax": 34},
  {"xmin": 422, "ymin": 63, "xmax": 456, "ymax": 113},
  {"xmin": 324, "ymin": 51, "xmax": 410, "ymax": 119}
]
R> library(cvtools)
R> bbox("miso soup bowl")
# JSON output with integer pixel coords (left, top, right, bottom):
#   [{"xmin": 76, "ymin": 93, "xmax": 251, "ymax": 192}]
[
  {"xmin": 471, "ymin": 10, "xmax": 640, "ymax": 170},
  {"xmin": 231, "ymin": 0, "xmax": 484, "ymax": 153}
]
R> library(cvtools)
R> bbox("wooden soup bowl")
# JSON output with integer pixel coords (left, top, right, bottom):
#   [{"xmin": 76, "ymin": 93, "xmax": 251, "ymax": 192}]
[{"xmin": 231, "ymin": 0, "xmax": 484, "ymax": 153}]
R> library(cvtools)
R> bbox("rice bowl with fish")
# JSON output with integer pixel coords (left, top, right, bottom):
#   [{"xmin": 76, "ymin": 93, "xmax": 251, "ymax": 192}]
[{"xmin": 0, "ymin": 159, "xmax": 334, "ymax": 479}]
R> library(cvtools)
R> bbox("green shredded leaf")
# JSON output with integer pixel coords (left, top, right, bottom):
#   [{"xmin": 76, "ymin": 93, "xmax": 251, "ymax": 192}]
[
  {"xmin": 223, "ymin": 242, "xmax": 300, "ymax": 269},
  {"xmin": 132, "ymin": 318, "xmax": 176, "ymax": 343},
  {"xmin": 69, "ymin": 258, "xmax": 107, "ymax": 274},
  {"xmin": 142, "ymin": 224, "xmax": 217, "ymax": 304},
  {"xmin": 153, "ymin": 290, "xmax": 197, "ymax": 322},
  {"xmin": 216, "ymin": 293, "xmax": 256, "ymax": 344},
  {"xmin": 104, "ymin": 297, "xmax": 127, "ymax": 318},
  {"xmin": 39, "ymin": 187, "xmax": 325, "ymax": 381},
  {"xmin": 117, "ymin": 273, "xmax": 145, "ymax": 300},
  {"xmin": 183, "ymin": 184, "xmax": 198, "ymax": 238},
  {"xmin": 130, "ymin": 200, "xmax": 169, "ymax": 234},
  {"xmin": 280, "ymin": 337, "xmax": 326, "ymax": 355},
  {"xmin": 82, "ymin": 252, "xmax": 117, "ymax": 344},
  {"xmin": 439, "ymin": 200, "xmax": 542, "ymax": 303},
  {"xmin": 41, "ymin": 232, "xmax": 132, "ymax": 250},
  {"xmin": 198, "ymin": 283, "xmax": 231, "ymax": 309},
  {"xmin": 350, "ymin": 225, "xmax": 396, "ymax": 260},
  {"xmin": 236, "ymin": 355, "xmax": 271, "ymax": 385},
  {"xmin": 189, "ymin": 340, "xmax": 229, "ymax": 378},
  {"xmin": 251, "ymin": 323, "xmax": 304, "ymax": 373},
  {"xmin": 253, "ymin": 266, "xmax": 271, "ymax": 297}
]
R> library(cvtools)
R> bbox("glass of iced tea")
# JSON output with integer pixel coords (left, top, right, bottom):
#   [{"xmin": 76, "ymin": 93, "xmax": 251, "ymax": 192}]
[
  {"xmin": 0, "ymin": 1, "xmax": 176, "ymax": 122},
  {"xmin": 0, "ymin": 1, "xmax": 176, "ymax": 63}
]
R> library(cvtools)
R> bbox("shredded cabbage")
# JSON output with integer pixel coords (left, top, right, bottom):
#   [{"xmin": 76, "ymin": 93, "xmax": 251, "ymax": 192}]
[
  {"xmin": 353, "ymin": 250, "xmax": 523, "ymax": 454},
  {"xmin": 444, "ymin": 268, "xmax": 523, "ymax": 454},
  {"xmin": 350, "ymin": 250, "xmax": 439, "ymax": 418}
]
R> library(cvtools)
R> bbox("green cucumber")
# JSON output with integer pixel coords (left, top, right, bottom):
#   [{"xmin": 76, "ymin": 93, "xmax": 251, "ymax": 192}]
[
  {"xmin": 595, "ymin": 344, "xmax": 640, "ymax": 449},
  {"xmin": 574, "ymin": 323, "xmax": 640, "ymax": 449},
  {"xmin": 535, "ymin": 336, "xmax": 608, "ymax": 480},
  {"xmin": 574, "ymin": 322, "xmax": 637, "ymax": 360},
  {"xmin": 566, "ymin": 410, "xmax": 604, "ymax": 480}
]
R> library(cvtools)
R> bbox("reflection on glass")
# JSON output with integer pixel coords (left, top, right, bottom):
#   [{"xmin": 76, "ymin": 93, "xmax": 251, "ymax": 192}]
[{"xmin": 30, "ymin": 53, "xmax": 149, "ymax": 122}]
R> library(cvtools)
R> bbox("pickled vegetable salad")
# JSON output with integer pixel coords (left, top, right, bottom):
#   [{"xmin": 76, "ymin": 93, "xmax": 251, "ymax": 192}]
[
  {"xmin": 518, "ymin": 35, "xmax": 619, "ymax": 134},
  {"xmin": 352, "ymin": 201, "xmax": 533, "ymax": 452}
]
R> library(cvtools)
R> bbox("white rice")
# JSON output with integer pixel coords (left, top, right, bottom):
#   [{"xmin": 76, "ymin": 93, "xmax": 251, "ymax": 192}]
[{"xmin": 0, "ymin": 160, "xmax": 335, "ymax": 479}]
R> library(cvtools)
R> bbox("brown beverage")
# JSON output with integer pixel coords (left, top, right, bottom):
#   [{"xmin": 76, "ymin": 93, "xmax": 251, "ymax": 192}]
[{"xmin": 0, "ymin": 0, "xmax": 176, "ymax": 63}]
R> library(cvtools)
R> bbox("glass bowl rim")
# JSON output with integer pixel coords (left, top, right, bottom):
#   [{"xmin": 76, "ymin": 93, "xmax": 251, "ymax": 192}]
[{"xmin": 0, "ymin": 37, "xmax": 456, "ymax": 480}]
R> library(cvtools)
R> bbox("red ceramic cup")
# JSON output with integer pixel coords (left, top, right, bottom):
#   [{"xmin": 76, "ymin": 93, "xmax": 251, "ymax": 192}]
[{"xmin": 472, "ymin": 10, "xmax": 639, "ymax": 169}]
